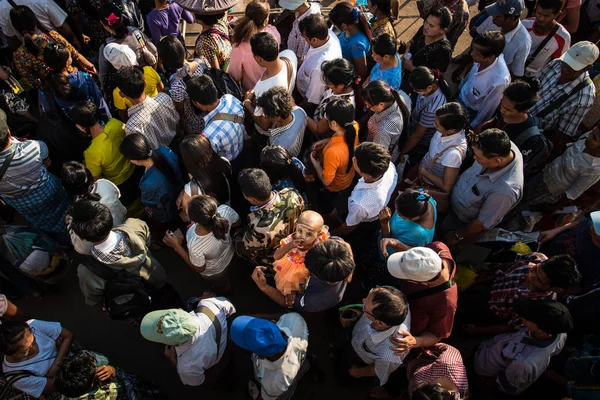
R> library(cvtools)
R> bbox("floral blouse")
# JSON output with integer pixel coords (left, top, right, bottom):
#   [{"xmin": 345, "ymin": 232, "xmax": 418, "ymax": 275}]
[
  {"xmin": 13, "ymin": 30, "xmax": 80, "ymax": 91},
  {"xmin": 371, "ymin": 16, "xmax": 396, "ymax": 39},
  {"xmin": 194, "ymin": 17, "xmax": 233, "ymax": 70}
]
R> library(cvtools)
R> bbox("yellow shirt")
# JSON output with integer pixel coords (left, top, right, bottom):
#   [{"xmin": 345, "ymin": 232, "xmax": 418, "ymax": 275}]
[
  {"xmin": 112, "ymin": 66, "xmax": 161, "ymax": 110},
  {"xmin": 84, "ymin": 118, "xmax": 135, "ymax": 186}
]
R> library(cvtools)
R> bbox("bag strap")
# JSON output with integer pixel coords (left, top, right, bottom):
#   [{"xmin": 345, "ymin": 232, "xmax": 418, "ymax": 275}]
[
  {"xmin": 0, "ymin": 370, "xmax": 32, "ymax": 399},
  {"xmin": 281, "ymin": 57, "xmax": 293, "ymax": 91},
  {"xmin": 406, "ymin": 279, "xmax": 455, "ymax": 301},
  {"xmin": 0, "ymin": 148, "xmax": 15, "ymax": 182},
  {"xmin": 536, "ymin": 77, "xmax": 592, "ymax": 119},
  {"xmin": 423, "ymin": 145, "xmax": 463, "ymax": 171},
  {"xmin": 200, "ymin": 28, "xmax": 230, "ymax": 41},
  {"xmin": 83, "ymin": 255, "xmax": 119, "ymax": 281},
  {"xmin": 514, "ymin": 125, "xmax": 541, "ymax": 148},
  {"xmin": 196, "ymin": 305, "xmax": 222, "ymax": 355},
  {"xmin": 525, "ymin": 23, "xmax": 560, "ymax": 68},
  {"xmin": 211, "ymin": 112, "xmax": 244, "ymax": 125}
]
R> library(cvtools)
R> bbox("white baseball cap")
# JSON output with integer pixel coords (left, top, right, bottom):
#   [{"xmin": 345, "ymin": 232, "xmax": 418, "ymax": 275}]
[
  {"xmin": 387, "ymin": 247, "xmax": 442, "ymax": 282},
  {"xmin": 560, "ymin": 41, "xmax": 599, "ymax": 72},
  {"xmin": 104, "ymin": 43, "xmax": 138, "ymax": 69}
]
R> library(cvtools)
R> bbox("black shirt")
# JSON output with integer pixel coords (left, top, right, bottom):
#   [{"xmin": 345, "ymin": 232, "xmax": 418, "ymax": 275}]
[{"xmin": 492, "ymin": 113, "xmax": 544, "ymax": 166}]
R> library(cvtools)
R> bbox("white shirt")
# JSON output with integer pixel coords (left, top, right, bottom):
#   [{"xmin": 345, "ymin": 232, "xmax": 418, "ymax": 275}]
[
  {"xmin": 296, "ymin": 31, "xmax": 342, "ymax": 104},
  {"xmin": 522, "ymin": 19, "xmax": 571, "ymax": 78},
  {"xmin": 346, "ymin": 162, "xmax": 397, "ymax": 227},
  {"xmin": 476, "ymin": 17, "xmax": 531, "ymax": 77},
  {"xmin": 351, "ymin": 311, "xmax": 411, "ymax": 385},
  {"xmin": 253, "ymin": 313, "xmax": 309, "ymax": 400},
  {"xmin": 254, "ymin": 49, "xmax": 298, "ymax": 117},
  {"xmin": 0, "ymin": 0, "xmax": 67, "ymax": 39},
  {"xmin": 474, "ymin": 329, "xmax": 566, "ymax": 395},
  {"xmin": 186, "ymin": 204, "xmax": 239, "ymax": 276},
  {"xmin": 459, "ymin": 54, "xmax": 511, "ymax": 127},
  {"xmin": 176, "ymin": 297, "xmax": 236, "ymax": 386},
  {"xmin": 421, "ymin": 130, "xmax": 468, "ymax": 179}
]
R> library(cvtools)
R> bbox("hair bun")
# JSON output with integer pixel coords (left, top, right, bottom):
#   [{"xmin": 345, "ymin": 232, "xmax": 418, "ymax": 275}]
[{"xmin": 528, "ymin": 77, "xmax": 541, "ymax": 93}]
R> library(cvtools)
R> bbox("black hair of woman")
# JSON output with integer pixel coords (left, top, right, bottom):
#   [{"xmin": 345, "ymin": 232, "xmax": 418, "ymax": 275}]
[
  {"xmin": 119, "ymin": 133, "xmax": 178, "ymax": 184},
  {"xmin": 187, "ymin": 194, "xmax": 230, "ymax": 241},
  {"xmin": 325, "ymin": 98, "xmax": 356, "ymax": 173},
  {"xmin": 61, "ymin": 161, "xmax": 101, "ymax": 201},
  {"xmin": 260, "ymin": 145, "xmax": 306, "ymax": 193},
  {"xmin": 409, "ymin": 66, "xmax": 452, "ymax": 99},
  {"xmin": 43, "ymin": 42, "xmax": 85, "ymax": 101}
]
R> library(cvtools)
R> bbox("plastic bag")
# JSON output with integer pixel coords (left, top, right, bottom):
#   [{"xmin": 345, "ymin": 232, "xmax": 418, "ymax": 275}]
[{"xmin": 0, "ymin": 226, "xmax": 57, "ymax": 277}]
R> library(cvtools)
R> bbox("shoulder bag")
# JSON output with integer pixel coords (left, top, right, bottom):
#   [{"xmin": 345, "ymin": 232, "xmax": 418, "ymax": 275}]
[{"xmin": 196, "ymin": 305, "xmax": 222, "ymax": 355}]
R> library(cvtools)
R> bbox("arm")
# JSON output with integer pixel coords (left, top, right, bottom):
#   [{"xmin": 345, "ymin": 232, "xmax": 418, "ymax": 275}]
[
  {"xmin": 563, "ymin": 6, "xmax": 580, "ymax": 34},
  {"xmin": 251, "ymin": 266, "xmax": 289, "ymax": 308},
  {"xmin": 56, "ymin": 22, "xmax": 82, "ymax": 50},
  {"xmin": 379, "ymin": 207, "xmax": 392, "ymax": 238},
  {"xmin": 379, "ymin": 237, "xmax": 412, "ymax": 257},
  {"xmin": 273, "ymin": 240, "xmax": 297, "ymax": 261},
  {"xmin": 419, "ymin": 166, "xmax": 460, "ymax": 193},
  {"xmin": 389, "ymin": 330, "xmax": 440, "ymax": 354},
  {"xmin": 331, "ymin": 223, "xmax": 358, "ymax": 237},
  {"xmin": 446, "ymin": 219, "xmax": 486, "ymax": 246},
  {"xmin": 348, "ymin": 365, "xmax": 377, "ymax": 379},
  {"xmin": 538, "ymin": 219, "xmax": 582, "ymax": 243},
  {"xmin": 46, "ymin": 328, "xmax": 74, "ymax": 378},
  {"xmin": 310, "ymin": 151, "xmax": 333, "ymax": 187},
  {"xmin": 243, "ymin": 98, "xmax": 271, "ymax": 131},
  {"xmin": 354, "ymin": 56, "xmax": 368, "ymax": 81},
  {"xmin": 307, "ymin": 117, "xmax": 332, "ymax": 136},
  {"xmin": 400, "ymin": 124, "xmax": 428, "ymax": 157}
]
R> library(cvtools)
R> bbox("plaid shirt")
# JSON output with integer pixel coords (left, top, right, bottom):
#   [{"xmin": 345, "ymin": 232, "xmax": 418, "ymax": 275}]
[
  {"xmin": 92, "ymin": 232, "xmax": 133, "ymax": 264},
  {"xmin": 125, "ymin": 93, "xmax": 179, "ymax": 149},
  {"xmin": 489, "ymin": 253, "xmax": 556, "ymax": 327},
  {"xmin": 203, "ymin": 94, "xmax": 245, "ymax": 161},
  {"xmin": 529, "ymin": 59, "xmax": 595, "ymax": 138}
]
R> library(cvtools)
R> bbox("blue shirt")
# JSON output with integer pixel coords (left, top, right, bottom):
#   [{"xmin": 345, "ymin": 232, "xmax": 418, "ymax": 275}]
[
  {"xmin": 337, "ymin": 31, "xmax": 370, "ymax": 65},
  {"xmin": 369, "ymin": 54, "xmax": 402, "ymax": 90}
]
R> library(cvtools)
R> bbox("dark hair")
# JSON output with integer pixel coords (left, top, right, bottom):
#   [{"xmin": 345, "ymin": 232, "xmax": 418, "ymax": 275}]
[
  {"xmin": 427, "ymin": 7, "xmax": 453, "ymax": 29},
  {"xmin": 305, "ymin": 240, "xmax": 355, "ymax": 282},
  {"xmin": 395, "ymin": 189, "xmax": 430, "ymax": 218},
  {"xmin": 98, "ymin": 3, "xmax": 129, "ymax": 39},
  {"xmin": 70, "ymin": 200, "xmax": 113, "ymax": 242},
  {"xmin": 321, "ymin": 58, "xmax": 358, "ymax": 88},
  {"xmin": 503, "ymin": 79, "xmax": 541, "ymax": 112},
  {"xmin": 116, "ymin": 66, "xmax": 145, "ymax": 99},
  {"xmin": 409, "ymin": 66, "xmax": 451, "ymax": 99},
  {"xmin": 435, "ymin": 102, "xmax": 470, "ymax": 133},
  {"xmin": 43, "ymin": 43, "xmax": 84, "ymax": 101},
  {"xmin": 354, "ymin": 142, "xmax": 390, "ymax": 178},
  {"xmin": 299, "ymin": 13, "xmax": 329, "ymax": 41},
  {"xmin": 370, "ymin": 286, "xmax": 409, "ymax": 326},
  {"xmin": 411, "ymin": 384, "xmax": 456, "ymax": 400},
  {"xmin": 541, "ymin": 255, "xmax": 581, "ymax": 288},
  {"xmin": 475, "ymin": 128, "xmax": 511, "ymax": 158},
  {"xmin": 70, "ymin": 100, "xmax": 98, "ymax": 134},
  {"xmin": 120, "ymin": 133, "xmax": 178, "ymax": 183},
  {"xmin": 0, "ymin": 125, "xmax": 8, "ymax": 149},
  {"xmin": 196, "ymin": 12, "xmax": 226, "ymax": 27},
  {"xmin": 187, "ymin": 74, "xmax": 218, "ymax": 106},
  {"xmin": 472, "ymin": 31, "xmax": 506, "ymax": 58},
  {"xmin": 157, "ymin": 35, "xmax": 186, "ymax": 74},
  {"xmin": 325, "ymin": 99, "xmax": 356, "ymax": 173},
  {"xmin": 238, "ymin": 168, "xmax": 272, "ymax": 201},
  {"xmin": 362, "ymin": 80, "xmax": 410, "ymax": 149},
  {"xmin": 369, "ymin": 0, "xmax": 392, "ymax": 17},
  {"xmin": 371, "ymin": 33, "xmax": 397, "ymax": 57},
  {"xmin": 179, "ymin": 135, "xmax": 232, "ymax": 204},
  {"xmin": 61, "ymin": 161, "xmax": 101, "ymax": 201},
  {"xmin": 537, "ymin": 0, "xmax": 563, "ymax": 13},
  {"xmin": 55, "ymin": 351, "xmax": 97, "ymax": 397},
  {"xmin": 233, "ymin": 0, "xmax": 270, "ymax": 45},
  {"xmin": 256, "ymin": 86, "xmax": 294, "ymax": 119},
  {"xmin": 9, "ymin": 6, "xmax": 41, "ymax": 56},
  {"xmin": 260, "ymin": 145, "xmax": 306, "ymax": 193},
  {"xmin": 187, "ymin": 195, "xmax": 229, "ymax": 240},
  {"xmin": 0, "ymin": 321, "xmax": 30, "ymax": 356},
  {"xmin": 250, "ymin": 31, "xmax": 279, "ymax": 62},
  {"xmin": 329, "ymin": 2, "xmax": 370, "ymax": 37}
]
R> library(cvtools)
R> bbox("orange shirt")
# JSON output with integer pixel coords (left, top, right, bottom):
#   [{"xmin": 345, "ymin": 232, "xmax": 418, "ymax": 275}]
[{"xmin": 322, "ymin": 123, "xmax": 359, "ymax": 192}]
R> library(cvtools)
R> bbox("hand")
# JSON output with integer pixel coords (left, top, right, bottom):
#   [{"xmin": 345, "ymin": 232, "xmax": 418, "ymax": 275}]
[
  {"xmin": 243, "ymin": 89, "xmax": 255, "ymax": 102},
  {"xmin": 284, "ymin": 292, "xmax": 296, "ymax": 308},
  {"xmin": 378, "ymin": 207, "xmax": 392, "ymax": 224},
  {"xmin": 452, "ymin": 65, "xmax": 466, "ymax": 83},
  {"xmin": 309, "ymin": 151, "xmax": 319, "ymax": 166},
  {"xmin": 402, "ymin": 56, "xmax": 414, "ymax": 71},
  {"xmin": 389, "ymin": 330, "xmax": 417, "ymax": 354},
  {"xmin": 312, "ymin": 140, "xmax": 327, "ymax": 152},
  {"xmin": 81, "ymin": 34, "xmax": 91, "ymax": 44},
  {"xmin": 538, "ymin": 228, "xmax": 560, "ymax": 244},
  {"xmin": 176, "ymin": 190, "xmax": 185, "ymax": 210},
  {"xmin": 379, "ymin": 238, "xmax": 399, "ymax": 257},
  {"xmin": 96, "ymin": 365, "xmax": 116, "ymax": 381},
  {"xmin": 251, "ymin": 266, "xmax": 268, "ymax": 290},
  {"xmin": 163, "ymin": 231, "xmax": 183, "ymax": 249},
  {"xmin": 349, "ymin": 366, "xmax": 363, "ymax": 378}
]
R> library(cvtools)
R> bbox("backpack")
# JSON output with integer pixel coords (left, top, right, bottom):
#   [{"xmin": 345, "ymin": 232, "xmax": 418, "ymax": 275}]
[
  {"xmin": 204, "ymin": 68, "xmax": 243, "ymax": 101},
  {"xmin": 78, "ymin": 0, "xmax": 144, "ymax": 32},
  {"xmin": 513, "ymin": 125, "xmax": 553, "ymax": 176}
]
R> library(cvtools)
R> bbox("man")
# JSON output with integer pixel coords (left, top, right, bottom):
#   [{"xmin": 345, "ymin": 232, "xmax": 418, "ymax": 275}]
[
  {"xmin": 474, "ymin": 298, "xmax": 573, "ymax": 395},
  {"xmin": 230, "ymin": 313, "xmax": 309, "ymax": 400},
  {"xmin": 444, "ymin": 128, "xmax": 523, "ymax": 245},
  {"xmin": 476, "ymin": 0, "xmax": 531, "ymax": 77},
  {"xmin": 296, "ymin": 14, "xmax": 342, "ymax": 114},
  {"xmin": 235, "ymin": 168, "xmax": 304, "ymax": 267},
  {"xmin": 277, "ymin": 0, "xmax": 321, "ymax": 62},
  {"xmin": 386, "ymin": 244, "xmax": 457, "ymax": 354},
  {"xmin": 252, "ymin": 239, "xmax": 355, "ymax": 312},
  {"xmin": 187, "ymin": 74, "xmax": 245, "ymax": 164},
  {"xmin": 140, "ymin": 296, "xmax": 236, "ymax": 386},
  {"xmin": 118, "ymin": 66, "xmax": 179, "ymax": 149},
  {"xmin": 529, "ymin": 41, "xmax": 598, "ymax": 153},
  {"xmin": 521, "ymin": 0, "xmax": 571, "ymax": 78},
  {"xmin": 458, "ymin": 32, "xmax": 511, "ymax": 128}
]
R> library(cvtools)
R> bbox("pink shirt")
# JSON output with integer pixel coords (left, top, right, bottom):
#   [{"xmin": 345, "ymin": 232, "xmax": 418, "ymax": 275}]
[{"xmin": 228, "ymin": 25, "xmax": 281, "ymax": 92}]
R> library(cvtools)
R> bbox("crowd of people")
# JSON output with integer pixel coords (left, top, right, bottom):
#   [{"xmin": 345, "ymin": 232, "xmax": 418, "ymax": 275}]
[{"xmin": 0, "ymin": 0, "xmax": 598, "ymax": 398}]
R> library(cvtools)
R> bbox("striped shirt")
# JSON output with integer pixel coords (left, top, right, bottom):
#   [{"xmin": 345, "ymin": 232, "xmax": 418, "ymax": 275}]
[
  {"xmin": 367, "ymin": 101, "xmax": 407, "ymax": 163},
  {"xmin": 529, "ymin": 59, "xmax": 596, "ymax": 138},
  {"xmin": 186, "ymin": 204, "xmax": 239, "ymax": 276},
  {"xmin": 522, "ymin": 19, "xmax": 570, "ymax": 78},
  {"xmin": 0, "ymin": 139, "xmax": 49, "ymax": 198},
  {"xmin": 125, "ymin": 92, "xmax": 179, "ymax": 149},
  {"xmin": 409, "ymin": 88, "xmax": 447, "ymax": 130}
]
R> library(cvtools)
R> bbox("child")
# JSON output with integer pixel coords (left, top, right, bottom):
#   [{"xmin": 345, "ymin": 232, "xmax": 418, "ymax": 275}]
[
  {"xmin": 273, "ymin": 211, "xmax": 330, "ymax": 295},
  {"xmin": 163, "ymin": 195, "xmax": 239, "ymax": 293}
]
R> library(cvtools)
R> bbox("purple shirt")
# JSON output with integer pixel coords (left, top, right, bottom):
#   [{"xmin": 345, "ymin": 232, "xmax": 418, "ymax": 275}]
[{"xmin": 146, "ymin": 3, "xmax": 194, "ymax": 44}]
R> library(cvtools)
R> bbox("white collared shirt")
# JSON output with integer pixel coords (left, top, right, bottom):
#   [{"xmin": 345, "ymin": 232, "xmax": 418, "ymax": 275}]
[
  {"xmin": 351, "ymin": 311, "xmax": 411, "ymax": 385},
  {"xmin": 296, "ymin": 31, "xmax": 342, "ymax": 104},
  {"xmin": 421, "ymin": 130, "xmax": 468, "ymax": 179}
]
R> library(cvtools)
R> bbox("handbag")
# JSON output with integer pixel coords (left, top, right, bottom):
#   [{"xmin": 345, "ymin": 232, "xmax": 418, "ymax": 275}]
[{"xmin": 339, "ymin": 304, "xmax": 364, "ymax": 329}]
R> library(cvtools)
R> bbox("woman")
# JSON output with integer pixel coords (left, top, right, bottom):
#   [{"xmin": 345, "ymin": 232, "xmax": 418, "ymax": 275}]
[
  {"xmin": 10, "ymin": 5, "xmax": 95, "ymax": 91},
  {"xmin": 367, "ymin": 34, "xmax": 402, "ymax": 90},
  {"xmin": 194, "ymin": 12, "xmax": 232, "ymax": 70},
  {"xmin": 228, "ymin": 0, "xmax": 281, "ymax": 91},
  {"xmin": 260, "ymin": 145, "xmax": 308, "ymax": 197},
  {"xmin": 120, "ymin": 133, "xmax": 184, "ymax": 226},
  {"xmin": 310, "ymin": 98, "xmax": 359, "ymax": 213},
  {"xmin": 307, "ymin": 58, "xmax": 358, "ymax": 137},
  {"xmin": 146, "ymin": 0, "xmax": 195, "ymax": 44},
  {"xmin": 368, "ymin": 0, "xmax": 396, "ymax": 39},
  {"xmin": 177, "ymin": 135, "xmax": 232, "ymax": 215},
  {"xmin": 1, "ymin": 320, "xmax": 73, "ymax": 398},
  {"xmin": 363, "ymin": 80, "xmax": 411, "ymax": 163},
  {"xmin": 400, "ymin": 66, "xmax": 449, "ymax": 166},
  {"xmin": 329, "ymin": 2, "xmax": 371, "ymax": 80}
]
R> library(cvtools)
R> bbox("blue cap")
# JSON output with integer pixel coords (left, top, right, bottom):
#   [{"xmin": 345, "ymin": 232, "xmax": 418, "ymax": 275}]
[
  {"xmin": 230, "ymin": 316, "xmax": 288, "ymax": 356},
  {"xmin": 485, "ymin": 0, "xmax": 524, "ymax": 16}
]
